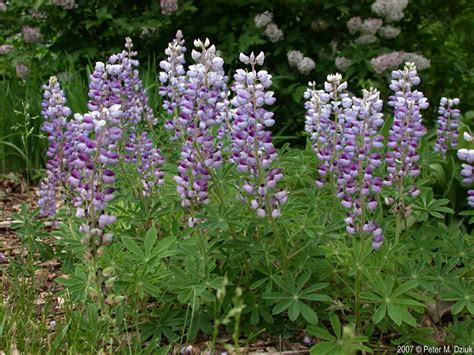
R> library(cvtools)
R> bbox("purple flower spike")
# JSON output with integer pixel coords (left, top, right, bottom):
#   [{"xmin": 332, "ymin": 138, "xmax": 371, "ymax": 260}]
[
  {"xmin": 173, "ymin": 38, "xmax": 228, "ymax": 214},
  {"xmin": 435, "ymin": 97, "xmax": 461, "ymax": 157},
  {"xmin": 38, "ymin": 76, "xmax": 71, "ymax": 216},
  {"xmin": 230, "ymin": 51, "xmax": 287, "ymax": 218},
  {"xmin": 159, "ymin": 30, "xmax": 187, "ymax": 140},
  {"xmin": 336, "ymin": 87, "xmax": 385, "ymax": 249},
  {"xmin": 458, "ymin": 146, "xmax": 474, "ymax": 208},
  {"xmin": 304, "ymin": 73, "xmax": 351, "ymax": 187},
  {"xmin": 385, "ymin": 62, "xmax": 428, "ymax": 190}
]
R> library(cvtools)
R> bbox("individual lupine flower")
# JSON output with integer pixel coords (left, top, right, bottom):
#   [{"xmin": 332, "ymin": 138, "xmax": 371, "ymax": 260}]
[
  {"xmin": 125, "ymin": 132, "xmax": 165, "ymax": 196},
  {"xmin": 52, "ymin": 0, "xmax": 76, "ymax": 10},
  {"xmin": 0, "ymin": 0, "xmax": 6, "ymax": 12},
  {"xmin": 69, "ymin": 105, "xmax": 123, "ymax": 247},
  {"xmin": 297, "ymin": 57, "xmax": 316, "ymax": 75},
  {"xmin": 264, "ymin": 23, "xmax": 284, "ymax": 43},
  {"xmin": 335, "ymin": 57, "xmax": 351, "ymax": 72},
  {"xmin": 305, "ymin": 73, "xmax": 350, "ymax": 187},
  {"xmin": 174, "ymin": 38, "xmax": 227, "ymax": 211},
  {"xmin": 16, "ymin": 63, "xmax": 29, "ymax": 79},
  {"xmin": 360, "ymin": 18, "xmax": 384, "ymax": 35},
  {"xmin": 287, "ymin": 50, "xmax": 304, "ymax": 67},
  {"xmin": 160, "ymin": 0, "xmax": 178, "ymax": 15},
  {"xmin": 435, "ymin": 97, "xmax": 461, "ymax": 157},
  {"xmin": 346, "ymin": 17, "xmax": 362, "ymax": 34},
  {"xmin": 378, "ymin": 25, "xmax": 401, "ymax": 39},
  {"xmin": 159, "ymin": 30, "xmax": 187, "ymax": 139},
  {"xmin": 254, "ymin": 11, "xmax": 273, "ymax": 28},
  {"xmin": 21, "ymin": 26, "xmax": 42, "ymax": 44},
  {"xmin": 38, "ymin": 76, "xmax": 72, "ymax": 216},
  {"xmin": 109, "ymin": 37, "xmax": 155, "ymax": 125},
  {"xmin": 230, "ymin": 52, "xmax": 287, "ymax": 218},
  {"xmin": 0, "ymin": 44, "xmax": 13, "ymax": 55},
  {"xmin": 337, "ymin": 88, "xmax": 385, "ymax": 249},
  {"xmin": 371, "ymin": 0, "xmax": 409, "ymax": 22},
  {"xmin": 385, "ymin": 63, "xmax": 428, "ymax": 197},
  {"xmin": 370, "ymin": 51, "xmax": 406, "ymax": 73}
]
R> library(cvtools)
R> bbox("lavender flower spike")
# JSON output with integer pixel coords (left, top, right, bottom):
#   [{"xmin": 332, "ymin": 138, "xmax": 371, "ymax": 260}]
[
  {"xmin": 38, "ymin": 76, "xmax": 71, "ymax": 216},
  {"xmin": 385, "ymin": 62, "xmax": 428, "ymax": 197},
  {"xmin": 159, "ymin": 30, "xmax": 187, "ymax": 139},
  {"xmin": 230, "ymin": 51, "xmax": 287, "ymax": 218},
  {"xmin": 174, "ymin": 38, "xmax": 228, "ymax": 218},
  {"xmin": 338, "ymin": 88, "xmax": 385, "ymax": 249},
  {"xmin": 304, "ymin": 73, "xmax": 351, "ymax": 187},
  {"xmin": 435, "ymin": 97, "xmax": 461, "ymax": 157},
  {"xmin": 458, "ymin": 140, "xmax": 474, "ymax": 208}
]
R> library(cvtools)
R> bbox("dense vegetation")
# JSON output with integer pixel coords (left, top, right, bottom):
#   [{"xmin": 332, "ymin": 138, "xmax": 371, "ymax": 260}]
[{"xmin": 0, "ymin": 0, "xmax": 473, "ymax": 353}]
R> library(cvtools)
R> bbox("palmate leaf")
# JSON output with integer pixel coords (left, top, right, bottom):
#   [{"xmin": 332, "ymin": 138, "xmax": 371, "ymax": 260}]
[
  {"xmin": 264, "ymin": 272, "xmax": 329, "ymax": 324},
  {"xmin": 308, "ymin": 313, "xmax": 372, "ymax": 354}
]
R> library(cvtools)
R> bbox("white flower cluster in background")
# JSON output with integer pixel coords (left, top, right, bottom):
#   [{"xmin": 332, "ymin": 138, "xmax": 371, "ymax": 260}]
[
  {"xmin": 287, "ymin": 50, "xmax": 315, "ymax": 75},
  {"xmin": 372, "ymin": 0, "xmax": 409, "ymax": 22},
  {"xmin": 378, "ymin": 25, "xmax": 401, "ymax": 39},
  {"xmin": 254, "ymin": 11, "xmax": 273, "ymax": 28},
  {"xmin": 335, "ymin": 56, "xmax": 351, "ymax": 72},
  {"xmin": 264, "ymin": 23, "xmax": 284, "ymax": 42},
  {"xmin": 52, "ymin": 0, "xmax": 77, "ymax": 10},
  {"xmin": 347, "ymin": 17, "xmax": 388, "ymax": 43},
  {"xmin": 370, "ymin": 51, "xmax": 430, "ymax": 73},
  {"xmin": 0, "ymin": 44, "xmax": 13, "ymax": 55},
  {"xmin": 254, "ymin": 12, "xmax": 283, "ymax": 43}
]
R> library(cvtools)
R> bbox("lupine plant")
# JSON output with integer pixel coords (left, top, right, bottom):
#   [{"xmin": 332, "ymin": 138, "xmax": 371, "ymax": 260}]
[{"xmin": 5, "ymin": 32, "xmax": 472, "ymax": 354}]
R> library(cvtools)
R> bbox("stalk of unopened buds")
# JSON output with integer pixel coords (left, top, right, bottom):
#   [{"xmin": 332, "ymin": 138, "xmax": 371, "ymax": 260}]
[{"xmin": 230, "ymin": 52, "xmax": 287, "ymax": 218}]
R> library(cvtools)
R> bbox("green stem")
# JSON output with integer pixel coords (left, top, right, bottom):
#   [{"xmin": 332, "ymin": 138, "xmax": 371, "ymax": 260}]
[
  {"xmin": 395, "ymin": 212, "xmax": 401, "ymax": 246},
  {"xmin": 355, "ymin": 266, "xmax": 362, "ymax": 333}
]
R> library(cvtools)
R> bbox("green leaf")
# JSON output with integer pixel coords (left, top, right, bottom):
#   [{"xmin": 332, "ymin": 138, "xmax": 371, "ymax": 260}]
[
  {"xmin": 397, "ymin": 306, "xmax": 417, "ymax": 326},
  {"xmin": 329, "ymin": 313, "xmax": 341, "ymax": 338},
  {"xmin": 144, "ymin": 226, "xmax": 157, "ymax": 256},
  {"xmin": 393, "ymin": 280, "xmax": 418, "ymax": 297},
  {"xmin": 121, "ymin": 236, "xmax": 144, "ymax": 258},
  {"xmin": 373, "ymin": 305, "xmax": 386, "ymax": 324},
  {"xmin": 310, "ymin": 342, "xmax": 338, "ymax": 354},
  {"xmin": 387, "ymin": 304, "xmax": 403, "ymax": 325},
  {"xmin": 263, "ymin": 292, "xmax": 288, "ymax": 300},
  {"xmin": 272, "ymin": 299, "xmax": 292, "ymax": 315},
  {"xmin": 299, "ymin": 294, "xmax": 331, "ymax": 302},
  {"xmin": 451, "ymin": 300, "xmax": 466, "ymax": 315},
  {"xmin": 299, "ymin": 301, "xmax": 318, "ymax": 324},
  {"xmin": 307, "ymin": 325, "xmax": 335, "ymax": 340},
  {"xmin": 288, "ymin": 301, "xmax": 300, "ymax": 321}
]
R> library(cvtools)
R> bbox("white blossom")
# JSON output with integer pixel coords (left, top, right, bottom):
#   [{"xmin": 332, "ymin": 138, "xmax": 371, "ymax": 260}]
[{"xmin": 254, "ymin": 11, "xmax": 273, "ymax": 28}]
